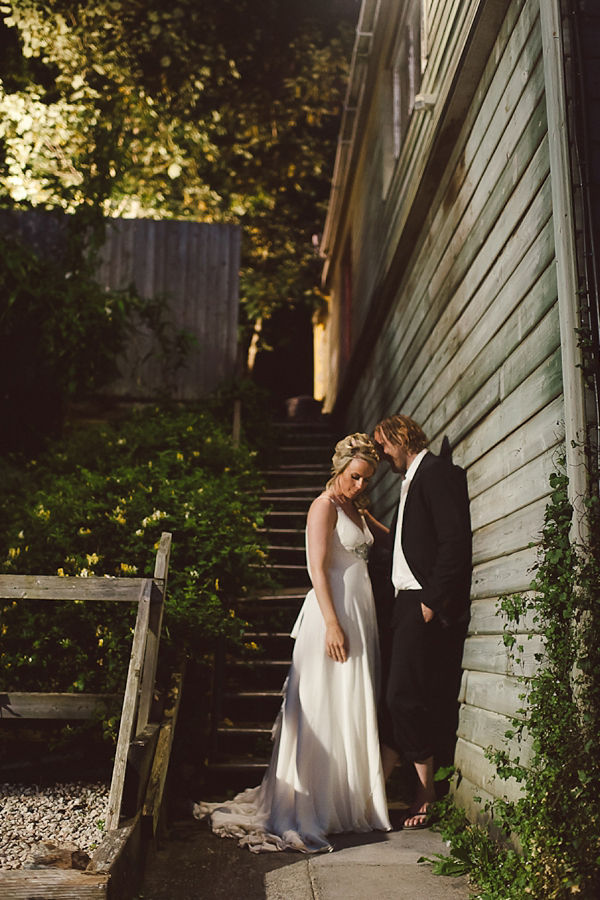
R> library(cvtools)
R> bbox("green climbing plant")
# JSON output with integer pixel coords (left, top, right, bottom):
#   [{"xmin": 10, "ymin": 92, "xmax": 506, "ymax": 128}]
[{"xmin": 428, "ymin": 463, "xmax": 600, "ymax": 899}]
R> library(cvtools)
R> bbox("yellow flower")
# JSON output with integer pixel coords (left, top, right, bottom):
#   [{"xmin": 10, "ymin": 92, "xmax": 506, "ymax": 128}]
[
  {"xmin": 215, "ymin": 578, "xmax": 220, "ymax": 591},
  {"xmin": 36, "ymin": 505, "xmax": 50, "ymax": 520},
  {"xmin": 57, "ymin": 568, "xmax": 66, "ymax": 577},
  {"xmin": 177, "ymin": 452, "xmax": 184, "ymax": 461},
  {"xmin": 78, "ymin": 527, "xmax": 91, "ymax": 535},
  {"xmin": 8, "ymin": 547, "xmax": 20, "ymax": 559},
  {"xmin": 86, "ymin": 553, "xmax": 100, "ymax": 566},
  {"xmin": 120, "ymin": 562, "xmax": 138, "ymax": 574},
  {"xmin": 111, "ymin": 506, "xmax": 127, "ymax": 525}
]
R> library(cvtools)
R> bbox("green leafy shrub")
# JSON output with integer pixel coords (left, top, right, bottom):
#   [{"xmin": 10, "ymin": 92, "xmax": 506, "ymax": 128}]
[{"xmin": 0, "ymin": 402, "xmax": 273, "ymax": 695}]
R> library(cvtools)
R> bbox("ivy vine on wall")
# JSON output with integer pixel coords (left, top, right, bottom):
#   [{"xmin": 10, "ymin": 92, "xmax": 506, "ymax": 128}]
[{"xmin": 427, "ymin": 463, "xmax": 600, "ymax": 899}]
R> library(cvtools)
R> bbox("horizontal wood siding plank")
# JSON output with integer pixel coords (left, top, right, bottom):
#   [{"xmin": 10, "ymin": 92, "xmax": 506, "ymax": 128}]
[
  {"xmin": 462, "ymin": 630, "xmax": 545, "ymax": 676},
  {"xmin": 453, "ymin": 347, "xmax": 563, "ymax": 464},
  {"xmin": 458, "ymin": 703, "xmax": 533, "ymax": 765},
  {"xmin": 470, "ymin": 445, "xmax": 557, "ymax": 531},
  {"xmin": 454, "ymin": 737, "xmax": 525, "ymax": 804},
  {"xmin": 451, "ymin": 768, "xmax": 504, "ymax": 823},
  {"xmin": 459, "ymin": 669, "xmax": 530, "ymax": 718},
  {"xmin": 463, "ymin": 396, "xmax": 564, "ymax": 497},
  {"xmin": 471, "ymin": 544, "xmax": 541, "ymax": 600},
  {"xmin": 467, "ymin": 594, "xmax": 538, "ymax": 635},
  {"xmin": 473, "ymin": 496, "xmax": 547, "ymax": 564}
]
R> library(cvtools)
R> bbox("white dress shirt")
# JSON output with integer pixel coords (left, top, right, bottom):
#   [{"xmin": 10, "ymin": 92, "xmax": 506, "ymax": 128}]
[{"xmin": 392, "ymin": 448, "xmax": 429, "ymax": 592}]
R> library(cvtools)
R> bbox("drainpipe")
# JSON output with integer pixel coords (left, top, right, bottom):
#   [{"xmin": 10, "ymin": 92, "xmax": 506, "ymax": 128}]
[{"xmin": 539, "ymin": 0, "xmax": 589, "ymax": 543}]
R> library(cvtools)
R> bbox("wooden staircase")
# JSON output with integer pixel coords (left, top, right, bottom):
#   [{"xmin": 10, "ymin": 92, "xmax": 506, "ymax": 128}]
[{"xmin": 204, "ymin": 420, "xmax": 336, "ymax": 795}]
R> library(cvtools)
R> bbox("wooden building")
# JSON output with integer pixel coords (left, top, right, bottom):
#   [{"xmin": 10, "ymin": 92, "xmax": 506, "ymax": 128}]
[{"xmin": 319, "ymin": 0, "xmax": 600, "ymax": 819}]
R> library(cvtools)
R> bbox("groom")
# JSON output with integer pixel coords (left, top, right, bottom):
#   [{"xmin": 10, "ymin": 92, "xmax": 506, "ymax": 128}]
[{"xmin": 373, "ymin": 414, "xmax": 472, "ymax": 829}]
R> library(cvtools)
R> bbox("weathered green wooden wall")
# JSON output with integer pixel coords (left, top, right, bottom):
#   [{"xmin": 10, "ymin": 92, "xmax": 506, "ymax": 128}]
[{"xmin": 323, "ymin": 0, "xmax": 565, "ymax": 815}]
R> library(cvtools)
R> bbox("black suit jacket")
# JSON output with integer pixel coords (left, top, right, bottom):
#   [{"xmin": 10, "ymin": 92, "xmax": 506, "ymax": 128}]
[{"xmin": 399, "ymin": 450, "xmax": 472, "ymax": 622}]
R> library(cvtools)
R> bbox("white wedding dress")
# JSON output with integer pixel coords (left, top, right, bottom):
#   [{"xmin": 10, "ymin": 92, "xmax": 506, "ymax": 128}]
[{"xmin": 193, "ymin": 501, "xmax": 391, "ymax": 852}]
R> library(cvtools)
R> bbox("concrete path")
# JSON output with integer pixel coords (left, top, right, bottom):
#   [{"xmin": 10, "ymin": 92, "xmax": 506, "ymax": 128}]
[{"xmin": 142, "ymin": 813, "xmax": 469, "ymax": 900}]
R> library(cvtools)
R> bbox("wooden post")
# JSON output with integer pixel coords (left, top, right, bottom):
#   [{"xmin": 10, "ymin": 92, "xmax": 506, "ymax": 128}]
[
  {"xmin": 137, "ymin": 532, "xmax": 171, "ymax": 733},
  {"xmin": 106, "ymin": 579, "xmax": 153, "ymax": 831},
  {"xmin": 539, "ymin": 0, "xmax": 589, "ymax": 543}
]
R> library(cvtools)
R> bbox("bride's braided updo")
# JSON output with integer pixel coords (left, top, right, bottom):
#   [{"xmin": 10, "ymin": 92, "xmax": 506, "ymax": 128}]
[{"xmin": 326, "ymin": 433, "xmax": 379, "ymax": 509}]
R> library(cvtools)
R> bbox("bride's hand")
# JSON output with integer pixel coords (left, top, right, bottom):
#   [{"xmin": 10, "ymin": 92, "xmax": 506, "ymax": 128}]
[{"xmin": 325, "ymin": 622, "xmax": 348, "ymax": 663}]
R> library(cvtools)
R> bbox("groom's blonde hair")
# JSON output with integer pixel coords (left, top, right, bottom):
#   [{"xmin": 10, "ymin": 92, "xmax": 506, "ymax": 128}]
[{"xmin": 375, "ymin": 415, "xmax": 429, "ymax": 454}]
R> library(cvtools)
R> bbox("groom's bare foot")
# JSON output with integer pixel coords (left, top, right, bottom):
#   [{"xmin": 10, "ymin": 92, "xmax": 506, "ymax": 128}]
[{"xmin": 402, "ymin": 799, "xmax": 435, "ymax": 830}]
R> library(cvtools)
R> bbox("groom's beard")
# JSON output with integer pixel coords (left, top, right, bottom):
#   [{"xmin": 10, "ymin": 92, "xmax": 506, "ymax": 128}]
[{"xmin": 382, "ymin": 455, "xmax": 405, "ymax": 476}]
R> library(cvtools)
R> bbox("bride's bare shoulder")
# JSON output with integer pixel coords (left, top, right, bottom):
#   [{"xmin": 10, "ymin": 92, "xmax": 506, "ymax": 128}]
[{"xmin": 308, "ymin": 492, "xmax": 338, "ymax": 520}]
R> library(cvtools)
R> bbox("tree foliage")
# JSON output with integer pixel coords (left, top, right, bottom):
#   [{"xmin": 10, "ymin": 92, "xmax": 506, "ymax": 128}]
[{"xmin": 0, "ymin": 0, "xmax": 353, "ymax": 322}]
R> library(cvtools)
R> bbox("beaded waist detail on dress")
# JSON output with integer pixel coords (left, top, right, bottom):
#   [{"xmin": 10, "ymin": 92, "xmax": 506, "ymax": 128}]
[{"xmin": 350, "ymin": 543, "xmax": 371, "ymax": 561}]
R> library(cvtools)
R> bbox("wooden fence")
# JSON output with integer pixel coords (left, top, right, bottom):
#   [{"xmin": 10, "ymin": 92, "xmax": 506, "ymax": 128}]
[
  {"xmin": 96, "ymin": 218, "xmax": 241, "ymax": 400},
  {"xmin": 0, "ymin": 210, "xmax": 241, "ymax": 400}
]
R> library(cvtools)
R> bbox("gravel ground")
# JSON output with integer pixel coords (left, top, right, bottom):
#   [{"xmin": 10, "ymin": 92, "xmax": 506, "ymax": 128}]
[{"xmin": 0, "ymin": 782, "xmax": 109, "ymax": 869}]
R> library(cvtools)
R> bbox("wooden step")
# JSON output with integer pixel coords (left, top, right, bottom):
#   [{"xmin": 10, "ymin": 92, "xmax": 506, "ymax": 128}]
[
  {"xmin": 243, "ymin": 632, "xmax": 292, "ymax": 639},
  {"xmin": 206, "ymin": 759, "xmax": 269, "ymax": 771},
  {"xmin": 217, "ymin": 725, "xmax": 272, "ymax": 735},
  {"xmin": 256, "ymin": 527, "xmax": 304, "ymax": 536},
  {"xmin": 223, "ymin": 690, "xmax": 283, "ymax": 700},
  {"xmin": 229, "ymin": 659, "xmax": 291, "ymax": 667},
  {"xmin": 261, "ymin": 495, "xmax": 313, "ymax": 503},
  {"xmin": 251, "ymin": 590, "xmax": 305, "ymax": 601},
  {"xmin": 265, "ymin": 545, "xmax": 305, "ymax": 552},
  {"xmin": 262, "ymin": 486, "xmax": 323, "ymax": 495}
]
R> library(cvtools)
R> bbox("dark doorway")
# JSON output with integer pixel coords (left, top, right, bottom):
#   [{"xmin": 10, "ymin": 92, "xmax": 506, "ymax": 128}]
[{"xmin": 252, "ymin": 304, "xmax": 314, "ymax": 418}]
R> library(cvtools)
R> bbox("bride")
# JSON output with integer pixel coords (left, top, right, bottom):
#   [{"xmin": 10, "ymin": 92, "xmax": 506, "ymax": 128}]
[{"xmin": 194, "ymin": 433, "xmax": 391, "ymax": 852}]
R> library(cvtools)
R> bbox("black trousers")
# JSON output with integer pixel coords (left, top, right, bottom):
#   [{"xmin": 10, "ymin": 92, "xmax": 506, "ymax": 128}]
[{"xmin": 379, "ymin": 590, "xmax": 467, "ymax": 767}]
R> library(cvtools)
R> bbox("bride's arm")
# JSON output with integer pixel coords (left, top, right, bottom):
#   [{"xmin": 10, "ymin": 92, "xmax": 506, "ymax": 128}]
[{"xmin": 306, "ymin": 496, "xmax": 348, "ymax": 663}]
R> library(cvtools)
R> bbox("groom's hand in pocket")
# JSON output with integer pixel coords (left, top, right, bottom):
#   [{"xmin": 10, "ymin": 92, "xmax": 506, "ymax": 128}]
[{"xmin": 421, "ymin": 603, "xmax": 435, "ymax": 624}]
